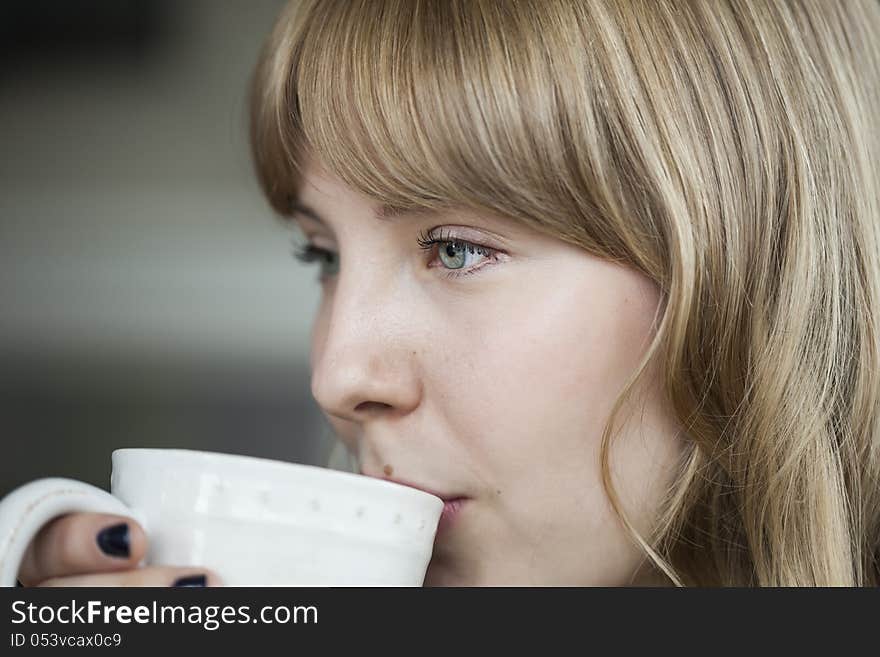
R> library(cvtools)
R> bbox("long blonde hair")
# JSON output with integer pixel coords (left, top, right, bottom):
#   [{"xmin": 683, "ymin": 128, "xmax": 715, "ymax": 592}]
[{"xmin": 249, "ymin": 0, "xmax": 880, "ymax": 586}]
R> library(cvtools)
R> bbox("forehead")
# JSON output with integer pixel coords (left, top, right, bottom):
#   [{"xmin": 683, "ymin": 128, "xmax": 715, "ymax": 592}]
[
  {"xmin": 293, "ymin": 175, "xmax": 441, "ymax": 228},
  {"xmin": 293, "ymin": 158, "xmax": 413, "ymax": 217},
  {"xmin": 294, "ymin": 159, "xmax": 355, "ymax": 205}
]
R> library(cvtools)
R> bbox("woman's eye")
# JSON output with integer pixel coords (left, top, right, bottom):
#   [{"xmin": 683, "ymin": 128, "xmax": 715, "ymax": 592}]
[
  {"xmin": 291, "ymin": 244, "xmax": 339, "ymax": 280},
  {"xmin": 417, "ymin": 229, "xmax": 499, "ymax": 279},
  {"xmin": 432, "ymin": 240, "xmax": 494, "ymax": 277},
  {"xmin": 290, "ymin": 229, "xmax": 500, "ymax": 282}
]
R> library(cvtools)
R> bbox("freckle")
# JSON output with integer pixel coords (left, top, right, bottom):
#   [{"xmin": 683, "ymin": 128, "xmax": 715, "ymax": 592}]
[
  {"xmin": 383, "ymin": 464, "xmax": 394, "ymax": 477},
  {"xmin": 496, "ymin": 489, "xmax": 502, "ymax": 495}
]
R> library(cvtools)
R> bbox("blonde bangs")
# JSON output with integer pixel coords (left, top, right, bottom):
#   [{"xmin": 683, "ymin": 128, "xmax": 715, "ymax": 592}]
[{"xmin": 250, "ymin": 0, "xmax": 646, "ymax": 265}]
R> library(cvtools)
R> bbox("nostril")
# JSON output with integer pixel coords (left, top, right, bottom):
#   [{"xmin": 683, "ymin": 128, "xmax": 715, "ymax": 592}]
[{"xmin": 354, "ymin": 401, "xmax": 393, "ymax": 414}]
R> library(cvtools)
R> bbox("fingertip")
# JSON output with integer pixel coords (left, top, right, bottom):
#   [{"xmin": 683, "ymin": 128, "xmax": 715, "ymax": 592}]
[
  {"xmin": 123, "ymin": 519, "xmax": 148, "ymax": 562},
  {"xmin": 92, "ymin": 514, "xmax": 146, "ymax": 565},
  {"xmin": 170, "ymin": 570, "xmax": 223, "ymax": 587},
  {"xmin": 206, "ymin": 570, "xmax": 224, "ymax": 587},
  {"xmin": 95, "ymin": 522, "xmax": 131, "ymax": 559}
]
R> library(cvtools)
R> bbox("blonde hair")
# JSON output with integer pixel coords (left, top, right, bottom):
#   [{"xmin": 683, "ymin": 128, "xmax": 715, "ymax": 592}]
[{"xmin": 250, "ymin": 0, "xmax": 880, "ymax": 586}]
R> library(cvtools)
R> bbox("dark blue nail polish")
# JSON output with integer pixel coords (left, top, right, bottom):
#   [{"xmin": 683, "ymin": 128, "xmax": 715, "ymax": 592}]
[
  {"xmin": 173, "ymin": 574, "xmax": 207, "ymax": 587},
  {"xmin": 96, "ymin": 523, "xmax": 130, "ymax": 558}
]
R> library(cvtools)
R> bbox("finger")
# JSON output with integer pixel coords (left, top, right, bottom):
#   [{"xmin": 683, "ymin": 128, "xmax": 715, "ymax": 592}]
[
  {"xmin": 37, "ymin": 566, "xmax": 222, "ymax": 587},
  {"xmin": 17, "ymin": 513, "xmax": 147, "ymax": 586}
]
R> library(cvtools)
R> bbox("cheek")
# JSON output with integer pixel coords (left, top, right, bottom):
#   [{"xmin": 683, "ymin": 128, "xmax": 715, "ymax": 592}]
[
  {"xmin": 445, "ymin": 259, "xmax": 665, "ymax": 503},
  {"xmin": 473, "ymin": 262, "xmax": 659, "ymax": 440}
]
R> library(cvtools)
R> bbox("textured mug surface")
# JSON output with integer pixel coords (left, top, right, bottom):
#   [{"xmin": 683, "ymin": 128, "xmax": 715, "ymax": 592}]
[
  {"xmin": 0, "ymin": 448, "xmax": 444, "ymax": 586},
  {"xmin": 111, "ymin": 449, "xmax": 444, "ymax": 585}
]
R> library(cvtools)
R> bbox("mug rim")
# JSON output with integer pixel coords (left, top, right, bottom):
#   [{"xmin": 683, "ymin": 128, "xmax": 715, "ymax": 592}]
[{"xmin": 111, "ymin": 447, "xmax": 443, "ymax": 507}]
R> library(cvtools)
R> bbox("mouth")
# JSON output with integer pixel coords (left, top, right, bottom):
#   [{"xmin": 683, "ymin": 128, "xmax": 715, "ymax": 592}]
[
  {"xmin": 436, "ymin": 497, "xmax": 467, "ymax": 535},
  {"xmin": 359, "ymin": 470, "xmax": 469, "ymax": 536}
]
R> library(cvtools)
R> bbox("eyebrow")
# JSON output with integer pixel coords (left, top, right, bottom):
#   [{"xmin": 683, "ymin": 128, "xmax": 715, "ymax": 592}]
[{"xmin": 290, "ymin": 200, "xmax": 439, "ymax": 225}]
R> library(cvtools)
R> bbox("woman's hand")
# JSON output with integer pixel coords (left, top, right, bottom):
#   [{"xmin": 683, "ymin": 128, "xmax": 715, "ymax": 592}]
[{"xmin": 16, "ymin": 512, "xmax": 220, "ymax": 586}]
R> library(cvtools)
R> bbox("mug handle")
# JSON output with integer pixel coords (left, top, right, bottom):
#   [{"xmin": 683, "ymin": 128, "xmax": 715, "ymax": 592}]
[{"xmin": 0, "ymin": 478, "xmax": 146, "ymax": 588}]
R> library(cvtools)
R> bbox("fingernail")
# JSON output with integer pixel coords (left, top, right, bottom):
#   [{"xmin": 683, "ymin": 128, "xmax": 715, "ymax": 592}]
[
  {"xmin": 96, "ymin": 523, "xmax": 130, "ymax": 558},
  {"xmin": 173, "ymin": 574, "xmax": 207, "ymax": 587}
]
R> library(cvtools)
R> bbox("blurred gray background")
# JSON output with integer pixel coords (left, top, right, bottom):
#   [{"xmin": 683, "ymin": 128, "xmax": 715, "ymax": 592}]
[{"xmin": 0, "ymin": 0, "xmax": 334, "ymax": 497}]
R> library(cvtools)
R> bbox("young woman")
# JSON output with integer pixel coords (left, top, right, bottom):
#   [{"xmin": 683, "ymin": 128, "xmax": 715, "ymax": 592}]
[{"xmin": 17, "ymin": 0, "xmax": 880, "ymax": 586}]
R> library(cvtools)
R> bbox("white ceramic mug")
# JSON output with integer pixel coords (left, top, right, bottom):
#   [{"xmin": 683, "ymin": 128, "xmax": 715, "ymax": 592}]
[{"xmin": 0, "ymin": 448, "xmax": 443, "ymax": 587}]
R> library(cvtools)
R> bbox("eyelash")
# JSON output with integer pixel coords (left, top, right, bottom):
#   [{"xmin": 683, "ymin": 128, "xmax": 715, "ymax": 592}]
[
  {"xmin": 291, "ymin": 244, "xmax": 339, "ymax": 281},
  {"xmin": 291, "ymin": 229, "xmax": 499, "ymax": 281},
  {"xmin": 415, "ymin": 228, "xmax": 498, "ymax": 279}
]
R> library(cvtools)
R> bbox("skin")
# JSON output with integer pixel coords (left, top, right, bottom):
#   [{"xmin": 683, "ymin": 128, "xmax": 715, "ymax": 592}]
[
  {"xmin": 300, "ymin": 159, "xmax": 684, "ymax": 585},
  {"xmin": 17, "ymin": 512, "xmax": 221, "ymax": 586},
  {"xmin": 18, "ymin": 158, "xmax": 685, "ymax": 586}
]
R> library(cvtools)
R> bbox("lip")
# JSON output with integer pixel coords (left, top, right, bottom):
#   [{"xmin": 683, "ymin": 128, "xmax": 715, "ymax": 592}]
[
  {"xmin": 437, "ymin": 497, "xmax": 467, "ymax": 535},
  {"xmin": 359, "ymin": 470, "xmax": 468, "ymax": 534}
]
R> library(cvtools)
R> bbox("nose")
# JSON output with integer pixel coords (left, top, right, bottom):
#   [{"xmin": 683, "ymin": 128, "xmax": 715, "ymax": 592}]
[{"xmin": 309, "ymin": 273, "xmax": 423, "ymax": 424}]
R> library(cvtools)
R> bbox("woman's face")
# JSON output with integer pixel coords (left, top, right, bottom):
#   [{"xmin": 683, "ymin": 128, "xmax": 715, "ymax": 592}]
[{"xmin": 294, "ymin": 158, "xmax": 685, "ymax": 585}]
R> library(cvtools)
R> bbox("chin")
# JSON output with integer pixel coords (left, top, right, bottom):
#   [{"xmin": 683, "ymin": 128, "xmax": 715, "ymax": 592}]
[{"xmin": 422, "ymin": 558, "xmax": 470, "ymax": 587}]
